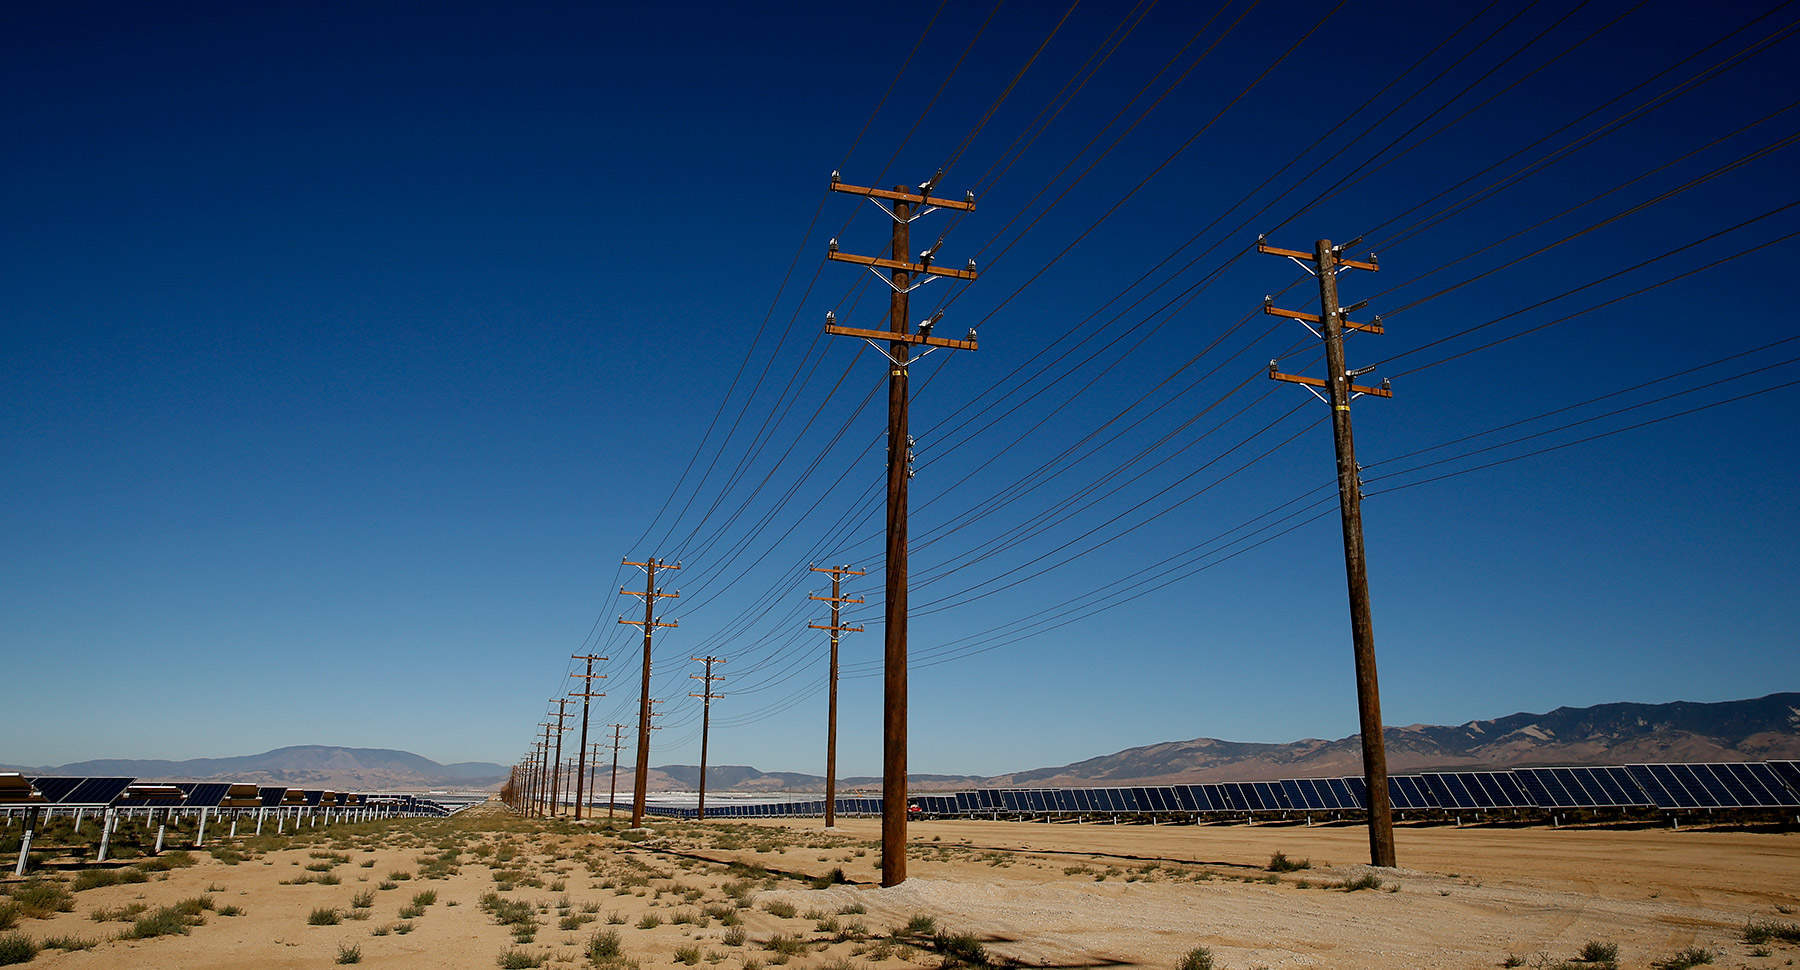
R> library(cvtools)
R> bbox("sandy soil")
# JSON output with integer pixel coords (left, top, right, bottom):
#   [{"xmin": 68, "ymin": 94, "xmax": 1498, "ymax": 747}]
[{"xmin": 5, "ymin": 806, "xmax": 1798, "ymax": 969}]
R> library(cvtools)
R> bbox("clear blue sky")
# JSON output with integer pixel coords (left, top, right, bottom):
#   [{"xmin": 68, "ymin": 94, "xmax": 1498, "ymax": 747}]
[{"xmin": 5, "ymin": 0, "xmax": 1797, "ymax": 777}]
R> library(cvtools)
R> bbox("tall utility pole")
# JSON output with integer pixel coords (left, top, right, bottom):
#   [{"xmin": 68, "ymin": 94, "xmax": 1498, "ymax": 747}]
[
  {"xmin": 808, "ymin": 564, "xmax": 865, "ymax": 828},
  {"xmin": 606, "ymin": 724, "xmax": 626, "ymax": 820},
  {"xmin": 1261, "ymin": 235, "xmax": 1397, "ymax": 869},
  {"xmin": 547, "ymin": 699, "xmax": 570, "ymax": 818},
  {"xmin": 570, "ymin": 654, "xmax": 607, "ymax": 820},
  {"xmin": 618, "ymin": 558, "xmax": 680, "ymax": 828},
  {"xmin": 825, "ymin": 172, "xmax": 977, "ymax": 887},
  {"xmin": 687, "ymin": 656, "xmax": 726, "ymax": 821}
]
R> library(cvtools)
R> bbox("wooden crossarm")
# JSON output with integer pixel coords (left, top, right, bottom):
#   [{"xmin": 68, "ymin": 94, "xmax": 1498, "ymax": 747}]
[
  {"xmin": 829, "ymin": 180, "xmax": 975, "ymax": 211},
  {"xmin": 1256, "ymin": 239, "xmax": 1379, "ymax": 272},
  {"xmin": 1262, "ymin": 304, "xmax": 1384, "ymax": 334},
  {"xmin": 808, "ymin": 622, "xmax": 865, "ymax": 632},
  {"xmin": 825, "ymin": 323, "xmax": 976, "ymax": 351},
  {"xmin": 827, "ymin": 250, "xmax": 978, "ymax": 281},
  {"xmin": 808, "ymin": 593, "xmax": 867, "ymax": 603},
  {"xmin": 1269, "ymin": 370, "xmax": 1393, "ymax": 398}
]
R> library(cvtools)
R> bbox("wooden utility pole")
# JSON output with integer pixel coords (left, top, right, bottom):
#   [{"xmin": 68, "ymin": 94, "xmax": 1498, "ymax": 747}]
[
  {"xmin": 808, "ymin": 564, "xmax": 865, "ymax": 828},
  {"xmin": 547, "ymin": 699, "xmax": 570, "ymax": 818},
  {"xmin": 607, "ymin": 724, "xmax": 626, "ymax": 820},
  {"xmin": 1261, "ymin": 235, "xmax": 1397, "ymax": 868},
  {"xmin": 586, "ymin": 741, "xmax": 602, "ymax": 820},
  {"xmin": 570, "ymin": 654, "xmax": 607, "ymax": 820},
  {"xmin": 618, "ymin": 558, "xmax": 680, "ymax": 828},
  {"xmin": 537, "ymin": 727, "xmax": 554, "ymax": 818},
  {"xmin": 825, "ymin": 171, "xmax": 977, "ymax": 886},
  {"xmin": 687, "ymin": 656, "xmax": 726, "ymax": 820}
]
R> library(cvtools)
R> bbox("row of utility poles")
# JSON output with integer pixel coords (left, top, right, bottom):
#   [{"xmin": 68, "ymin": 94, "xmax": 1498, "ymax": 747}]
[{"xmin": 501, "ymin": 164, "xmax": 1401, "ymax": 880}]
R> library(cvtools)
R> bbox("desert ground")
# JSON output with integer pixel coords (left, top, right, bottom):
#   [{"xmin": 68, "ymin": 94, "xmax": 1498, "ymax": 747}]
[{"xmin": 3, "ymin": 804, "xmax": 1798, "ymax": 969}]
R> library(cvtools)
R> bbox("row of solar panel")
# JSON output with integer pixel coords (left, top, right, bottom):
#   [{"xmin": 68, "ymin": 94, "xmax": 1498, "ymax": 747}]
[
  {"xmin": 17, "ymin": 777, "xmax": 467, "ymax": 816},
  {"xmin": 615, "ymin": 762, "xmax": 1800, "ymax": 819}
]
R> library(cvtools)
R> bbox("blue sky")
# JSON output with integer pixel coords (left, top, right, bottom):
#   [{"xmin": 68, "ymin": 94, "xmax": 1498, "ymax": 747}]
[{"xmin": 4, "ymin": 0, "xmax": 1797, "ymax": 777}]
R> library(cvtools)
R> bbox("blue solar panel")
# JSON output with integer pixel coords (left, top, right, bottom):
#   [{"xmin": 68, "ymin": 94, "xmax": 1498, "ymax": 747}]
[
  {"xmin": 29, "ymin": 777, "xmax": 83, "ymax": 803},
  {"xmin": 61, "ymin": 777, "xmax": 133, "ymax": 805},
  {"xmin": 1388, "ymin": 776, "xmax": 1433, "ymax": 810}
]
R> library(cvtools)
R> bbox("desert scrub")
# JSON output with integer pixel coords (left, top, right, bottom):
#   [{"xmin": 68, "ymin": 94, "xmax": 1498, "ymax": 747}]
[
  {"xmin": 0, "ymin": 933, "xmax": 38, "ymax": 966},
  {"xmin": 1266, "ymin": 851, "xmax": 1310, "ymax": 873},
  {"xmin": 762, "ymin": 900, "xmax": 797, "ymax": 919},
  {"xmin": 635, "ymin": 912, "xmax": 662, "ymax": 929},
  {"xmin": 411, "ymin": 889, "xmax": 438, "ymax": 907},
  {"xmin": 352, "ymin": 889, "xmax": 376, "ymax": 909},
  {"xmin": 1744, "ymin": 919, "xmax": 1800, "ymax": 944},
  {"xmin": 40, "ymin": 933, "xmax": 98, "ymax": 952},
  {"xmin": 763, "ymin": 933, "xmax": 805, "ymax": 956},
  {"xmin": 309, "ymin": 906, "xmax": 342, "ymax": 926},
  {"xmin": 1339, "ymin": 872, "xmax": 1383, "ymax": 892},
  {"xmin": 1578, "ymin": 940, "xmax": 1619, "ymax": 965},
  {"xmin": 1651, "ymin": 947, "xmax": 1715, "ymax": 969},
  {"xmin": 497, "ymin": 948, "xmax": 548, "ymax": 968},
  {"xmin": 8, "ymin": 878, "xmax": 74, "ymax": 918},
  {"xmin": 722, "ymin": 926, "xmax": 748, "ymax": 947},
  {"xmin": 586, "ymin": 928, "xmax": 624, "ymax": 962},
  {"xmin": 559, "ymin": 913, "xmax": 596, "ymax": 931},
  {"xmin": 336, "ymin": 942, "xmax": 363, "ymax": 964},
  {"xmin": 1178, "ymin": 946, "xmax": 1215, "ymax": 970},
  {"xmin": 674, "ymin": 944, "xmax": 702, "ymax": 965}
]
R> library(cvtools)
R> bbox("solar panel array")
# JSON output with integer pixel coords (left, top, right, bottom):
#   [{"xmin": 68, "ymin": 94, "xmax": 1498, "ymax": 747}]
[
  {"xmin": 5, "ymin": 776, "xmax": 460, "ymax": 817},
  {"xmin": 614, "ymin": 761, "xmax": 1800, "ymax": 821}
]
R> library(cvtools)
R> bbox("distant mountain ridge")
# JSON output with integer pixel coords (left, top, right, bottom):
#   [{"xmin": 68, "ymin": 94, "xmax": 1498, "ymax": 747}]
[
  {"xmin": 985, "ymin": 692, "xmax": 1800, "ymax": 786},
  {"xmin": 10, "ymin": 745, "xmax": 507, "ymax": 791}
]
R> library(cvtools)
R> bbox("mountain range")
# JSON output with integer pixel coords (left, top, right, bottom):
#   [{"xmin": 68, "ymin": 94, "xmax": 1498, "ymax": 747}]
[{"xmin": 9, "ymin": 693, "xmax": 1797, "ymax": 792}]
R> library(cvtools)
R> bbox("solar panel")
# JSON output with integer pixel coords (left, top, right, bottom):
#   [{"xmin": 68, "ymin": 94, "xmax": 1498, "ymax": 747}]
[
  {"xmin": 179, "ymin": 783, "xmax": 232, "ymax": 808},
  {"xmin": 30, "ymin": 777, "xmax": 84, "ymax": 803},
  {"xmin": 60, "ymin": 777, "xmax": 133, "ymax": 805},
  {"xmin": 1388, "ymin": 775, "xmax": 1434, "ymax": 810}
]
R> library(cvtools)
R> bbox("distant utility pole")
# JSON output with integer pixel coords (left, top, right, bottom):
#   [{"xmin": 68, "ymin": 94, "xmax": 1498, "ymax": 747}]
[
  {"xmin": 538, "ymin": 724, "xmax": 555, "ymax": 818},
  {"xmin": 688, "ymin": 656, "xmax": 726, "ymax": 820},
  {"xmin": 547, "ymin": 699, "xmax": 571, "ymax": 818},
  {"xmin": 619, "ymin": 558, "xmax": 680, "ymax": 828},
  {"xmin": 570, "ymin": 653, "xmax": 608, "ymax": 820},
  {"xmin": 586, "ymin": 741, "xmax": 603, "ymax": 820},
  {"xmin": 607, "ymin": 724, "xmax": 626, "ymax": 820},
  {"xmin": 808, "ymin": 564, "xmax": 865, "ymax": 829},
  {"xmin": 825, "ymin": 171, "xmax": 977, "ymax": 887},
  {"xmin": 1261, "ymin": 234, "xmax": 1397, "ymax": 869}
]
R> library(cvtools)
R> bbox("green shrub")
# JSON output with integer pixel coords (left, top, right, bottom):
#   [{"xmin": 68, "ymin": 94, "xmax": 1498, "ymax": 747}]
[
  {"xmin": 497, "ymin": 948, "xmax": 547, "ymax": 968},
  {"xmin": 674, "ymin": 944, "xmax": 702, "ymax": 965},
  {"xmin": 9, "ymin": 879, "xmax": 74, "ymax": 918},
  {"xmin": 932, "ymin": 930, "xmax": 987, "ymax": 966},
  {"xmin": 1266, "ymin": 852, "xmax": 1309, "ymax": 873},
  {"xmin": 763, "ymin": 933, "xmax": 804, "ymax": 956},
  {"xmin": 902, "ymin": 914, "xmax": 936, "ymax": 937},
  {"xmin": 762, "ymin": 901, "xmax": 796, "ymax": 919},
  {"xmin": 0, "ymin": 904, "xmax": 16, "ymax": 931},
  {"xmin": 722, "ymin": 926, "xmax": 748, "ymax": 947},
  {"xmin": 336, "ymin": 942, "xmax": 363, "ymax": 964},
  {"xmin": 72, "ymin": 869, "xmax": 123, "ymax": 891},
  {"xmin": 1579, "ymin": 940, "xmax": 1619, "ymax": 964},
  {"xmin": 635, "ymin": 913, "xmax": 661, "ymax": 929},
  {"xmin": 586, "ymin": 928, "xmax": 623, "ymax": 961},
  {"xmin": 1178, "ymin": 947, "xmax": 1215, "ymax": 970},
  {"xmin": 1651, "ymin": 947, "xmax": 1715, "ymax": 970},
  {"xmin": 0, "ymin": 933, "xmax": 37, "ymax": 966},
  {"xmin": 40, "ymin": 934, "xmax": 98, "ymax": 951},
  {"xmin": 411, "ymin": 889, "xmax": 437, "ymax": 907},
  {"xmin": 1745, "ymin": 920, "xmax": 1800, "ymax": 944},
  {"xmin": 308, "ymin": 906, "xmax": 342, "ymax": 926},
  {"xmin": 123, "ymin": 906, "xmax": 197, "ymax": 939},
  {"xmin": 1340, "ymin": 872, "xmax": 1382, "ymax": 892},
  {"xmin": 351, "ymin": 889, "xmax": 375, "ymax": 909}
]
